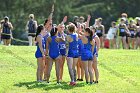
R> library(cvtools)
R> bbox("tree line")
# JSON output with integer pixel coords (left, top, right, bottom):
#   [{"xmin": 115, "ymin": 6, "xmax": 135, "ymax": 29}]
[{"xmin": 0, "ymin": 0, "xmax": 140, "ymax": 45}]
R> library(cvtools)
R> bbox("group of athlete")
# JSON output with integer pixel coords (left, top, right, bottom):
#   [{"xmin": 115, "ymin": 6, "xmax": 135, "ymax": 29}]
[
  {"xmin": 0, "ymin": 5, "xmax": 140, "ymax": 86},
  {"xmin": 35, "ymin": 11, "xmax": 99, "ymax": 85},
  {"xmin": 106, "ymin": 13, "xmax": 140, "ymax": 49}
]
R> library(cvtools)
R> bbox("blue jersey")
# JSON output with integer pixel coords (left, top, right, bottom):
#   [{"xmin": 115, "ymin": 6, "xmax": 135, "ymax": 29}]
[
  {"xmin": 78, "ymin": 39, "xmax": 84, "ymax": 56},
  {"xmin": 81, "ymin": 36, "xmax": 93, "ymax": 61},
  {"xmin": 58, "ymin": 32, "xmax": 66, "ymax": 56},
  {"xmin": 43, "ymin": 32, "xmax": 50, "ymax": 49},
  {"xmin": 35, "ymin": 34, "xmax": 45, "ymax": 58},
  {"xmin": 49, "ymin": 36, "xmax": 60, "ymax": 59},
  {"xmin": 67, "ymin": 33, "xmax": 79, "ymax": 58}
]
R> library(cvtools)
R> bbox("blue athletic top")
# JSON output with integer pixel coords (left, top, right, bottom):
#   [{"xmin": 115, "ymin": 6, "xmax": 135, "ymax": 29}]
[
  {"xmin": 81, "ymin": 36, "xmax": 93, "ymax": 61},
  {"xmin": 49, "ymin": 36, "xmax": 60, "ymax": 59},
  {"xmin": 83, "ymin": 36, "xmax": 92, "ymax": 51},
  {"xmin": 78, "ymin": 39, "xmax": 84, "ymax": 56},
  {"xmin": 67, "ymin": 33, "xmax": 79, "ymax": 58},
  {"xmin": 43, "ymin": 32, "xmax": 50, "ymax": 49},
  {"xmin": 58, "ymin": 32, "xmax": 66, "ymax": 56},
  {"xmin": 35, "ymin": 34, "xmax": 45, "ymax": 58}
]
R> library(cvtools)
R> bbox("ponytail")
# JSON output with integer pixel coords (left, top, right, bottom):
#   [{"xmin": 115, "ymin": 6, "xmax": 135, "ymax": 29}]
[
  {"xmin": 35, "ymin": 25, "xmax": 44, "ymax": 41},
  {"xmin": 85, "ymin": 28, "xmax": 93, "ymax": 41}
]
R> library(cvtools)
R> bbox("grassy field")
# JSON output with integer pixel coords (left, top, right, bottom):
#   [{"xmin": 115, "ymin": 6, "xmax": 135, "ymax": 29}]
[{"xmin": 0, "ymin": 45, "xmax": 140, "ymax": 93}]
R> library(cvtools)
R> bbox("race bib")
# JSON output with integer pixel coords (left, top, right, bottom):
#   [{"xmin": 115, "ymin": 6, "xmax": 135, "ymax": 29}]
[
  {"xmin": 97, "ymin": 30, "xmax": 101, "ymax": 33},
  {"xmin": 60, "ymin": 44, "xmax": 66, "ymax": 49},
  {"xmin": 120, "ymin": 29, "xmax": 125, "ymax": 32},
  {"xmin": 130, "ymin": 31, "xmax": 134, "ymax": 34}
]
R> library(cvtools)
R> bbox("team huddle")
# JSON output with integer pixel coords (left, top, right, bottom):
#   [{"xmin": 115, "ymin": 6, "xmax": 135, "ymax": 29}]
[
  {"xmin": 35, "ymin": 13, "xmax": 99, "ymax": 85},
  {"xmin": 33, "ymin": 11, "xmax": 140, "ymax": 85}
]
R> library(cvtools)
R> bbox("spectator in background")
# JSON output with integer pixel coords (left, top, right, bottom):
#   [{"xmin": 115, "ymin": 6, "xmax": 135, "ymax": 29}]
[
  {"xmin": 73, "ymin": 16, "xmax": 79, "ymax": 27},
  {"xmin": 136, "ymin": 18, "xmax": 140, "ymax": 49},
  {"xmin": 107, "ymin": 21, "xmax": 117, "ymax": 49},
  {"xmin": 0, "ymin": 20, "xmax": 3, "ymax": 44},
  {"xmin": 121, "ymin": 13, "xmax": 128, "ymax": 25},
  {"xmin": 95, "ymin": 18, "xmax": 105, "ymax": 48},
  {"xmin": 26, "ymin": 14, "xmax": 38, "ymax": 46},
  {"xmin": 121, "ymin": 13, "xmax": 130, "ymax": 49},
  {"xmin": 117, "ymin": 18, "xmax": 130, "ymax": 49},
  {"xmin": 127, "ymin": 20, "xmax": 137, "ymax": 49},
  {"xmin": 0, "ymin": 16, "xmax": 13, "ymax": 46}
]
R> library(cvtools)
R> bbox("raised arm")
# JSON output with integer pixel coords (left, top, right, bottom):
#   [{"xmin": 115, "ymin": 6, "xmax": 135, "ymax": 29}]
[
  {"xmin": 85, "ymin": 15, "xmax": 91, "ymax": 28},
  {"xmin": 48, "ymin": 4, "xmax": 54, "ymax": 20},
  {"xmin": 61, "ymin": 16, "xmax": 67, "ymax": 25}
]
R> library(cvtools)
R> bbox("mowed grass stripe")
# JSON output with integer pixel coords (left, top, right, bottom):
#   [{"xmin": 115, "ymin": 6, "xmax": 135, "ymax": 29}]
[{"xmin": 0, "ymin": 46, "xmax": 140, "ymax": 93}]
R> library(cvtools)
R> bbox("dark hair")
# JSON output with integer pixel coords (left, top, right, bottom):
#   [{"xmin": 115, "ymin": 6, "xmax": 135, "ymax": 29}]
[
  {"xmin": 4, "ymin": 16, "xmax": 9, "ymax": 22},
  {"xmin": 85, "ymin": 28, "xmax": 93, "ymax": 41},
  {"xmin": 44, "ymin": 19, "xmax": 48, "ymax": 26},
  {"xmin": 121, "ymin": 13, "xmax": 128, "ymax": 18},
  {"xmin": 73, "ymin": 16, "xmax": 79, "ymax": 22},
  {"xmin": 50, "ymin": 27, "xmax": 58, "ymax": 36},
  {"xmin": 35, "ymin": 25, "xmax": 44, "ymax": 40},
  {"xmin": 111, "ymin": 21, "xmax": 116, "ymax": 25},
  {"xmin": 98, "ymin": 17, "xmax": 102, "ymax": 22}
]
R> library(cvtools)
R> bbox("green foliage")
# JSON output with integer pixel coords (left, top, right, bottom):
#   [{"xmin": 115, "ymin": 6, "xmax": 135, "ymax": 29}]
[
  {"xmin": 0, "ymin": 0, "xmax": 140, "ymax": 44},
  {"xmin": 0, "ymin": 45, "xmax": 140, "ymax": 93}
]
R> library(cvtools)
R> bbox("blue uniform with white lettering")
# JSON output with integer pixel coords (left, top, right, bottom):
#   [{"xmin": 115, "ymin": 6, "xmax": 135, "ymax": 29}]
[
  {"xmin": 81, "ymin": 36, "xmax": 93, "ymax": 61},
  {"xmin": 58, "ymin": 32, "xmax": 66, "ymax": 56},
  {"xmin": 49, "ymin": 36, "xmax": 60, "ymax": 59},
  {"xmin": 35, "ymin": 34, "xmax": 45, "ymax": 58},
  {"xmin": 67, "ymin": 33, "xmax": 79, "ymax": 58},
  {"xmin": 78, "ymin": 39, "xmax": 84, "ymax": 56}
]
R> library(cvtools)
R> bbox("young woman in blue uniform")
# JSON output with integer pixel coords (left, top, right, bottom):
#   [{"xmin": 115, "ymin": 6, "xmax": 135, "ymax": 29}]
[
  {"xmin": 46, "ymin": 27, "xmax": 65, "ymax": 84},
  {"xmin": 35, "ymin": 25, "xmax": 46, "ymax": 82},
  {"xmin": 91, "ymin": 26, "xmax": 100, "ymax": 83},
  {"xmin": 43, "ymin": 5, "xmax": 54, "ymax": 80},
  {"xmin": 77, "ymin": 15, "xmax": 91, "ymax": 81},
  {"xmin": 58, "ymin": 24, "xmax": 67, "ymax": 81},
  {"xmin": 66, "ymin": 23, "xmax": 79, "ymax": 86},
  {"xmin": 77, "ymin": 34, "xmax": 84, "ymax": 81},
  {"xmin": 43, "ymin": 19, "xmax": 52, "ymax": 81},
  {"xmin": 79, "ymin": 27, "xmax": 95, "ymax": 84}
]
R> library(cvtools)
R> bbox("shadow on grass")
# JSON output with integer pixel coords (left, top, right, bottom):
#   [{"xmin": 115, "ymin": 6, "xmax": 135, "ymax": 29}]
[{"xmin": 14, "ymin": 81, "xmax": 86, "ymax": 91}]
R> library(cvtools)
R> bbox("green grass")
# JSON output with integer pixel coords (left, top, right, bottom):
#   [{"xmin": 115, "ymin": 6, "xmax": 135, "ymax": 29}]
[{"xmin": 0, "ymin": 45, "xmax": 140, "ymax": 93}]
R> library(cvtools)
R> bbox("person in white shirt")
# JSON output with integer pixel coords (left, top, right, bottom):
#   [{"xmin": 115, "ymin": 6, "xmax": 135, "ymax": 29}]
[{"xmin": 107, "ymin": 21, "xmax": 117, "ymax": 49}]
